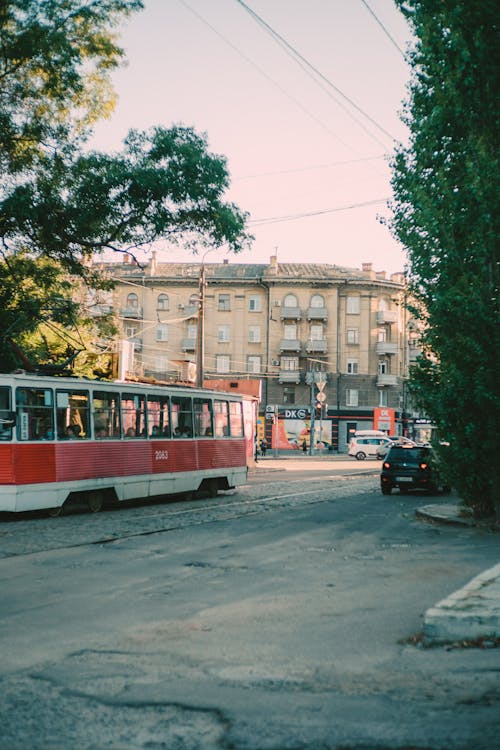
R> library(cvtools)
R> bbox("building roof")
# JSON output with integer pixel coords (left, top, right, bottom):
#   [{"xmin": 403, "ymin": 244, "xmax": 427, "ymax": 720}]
[{"xmin": 98, "ymin": 258, "xmax": 404, "ymax": 287}]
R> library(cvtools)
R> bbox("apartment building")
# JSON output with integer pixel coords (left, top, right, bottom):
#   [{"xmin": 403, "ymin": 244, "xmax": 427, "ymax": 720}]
[{"xmin": 95, "ymin": 253, "xmax": 411, "ymax": 451}]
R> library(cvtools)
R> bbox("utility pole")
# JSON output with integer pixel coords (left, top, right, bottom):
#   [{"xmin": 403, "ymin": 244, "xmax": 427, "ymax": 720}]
[
  {"xmin": 196, "ymin": 263, "xmax": 206, "ymax": 388},
  {"xmin": 309, "ymin": 364, "xmax": 316, "ymax": 456}
]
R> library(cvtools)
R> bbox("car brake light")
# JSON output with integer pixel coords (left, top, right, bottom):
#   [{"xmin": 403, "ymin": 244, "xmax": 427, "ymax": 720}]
[
  {"xmin": 383, "ymin": 462, "xmax": 390, "ymax": 469},
  {"xmin": 420, "ymin": 462, "xmax": 428, "ymax": 469}
]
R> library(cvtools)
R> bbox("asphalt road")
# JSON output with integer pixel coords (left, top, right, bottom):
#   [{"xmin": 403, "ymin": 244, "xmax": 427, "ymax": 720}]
[{"xmin": 0, "ymin": 461, "xmax": 499, "ymax": 749}]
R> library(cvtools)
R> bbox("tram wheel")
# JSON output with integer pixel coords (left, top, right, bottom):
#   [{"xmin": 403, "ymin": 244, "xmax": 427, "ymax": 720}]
[
  {"xmin": 207, "ymin": 479, "xmax": 219, "ymax": 497},
  {"xmin": 87, "ymin": 492, "xmax": 104, "ymax": 513},
  {"xmin": 48, "ymin": 504, "xmax": 65, "ymax": 517}
]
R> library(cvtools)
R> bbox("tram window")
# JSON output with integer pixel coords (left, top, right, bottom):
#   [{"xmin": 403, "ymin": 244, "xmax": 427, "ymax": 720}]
[
  {"xmin": 93, "ymin": 391, "xmax": 120, "ymax": 438},
  {"xmin": 121, "ymin": 393, "xmax": 146, "ymax": 438},
  {"xmin": 56, "ymin": 390, "xmax": 90, "ymax": 439},
  {"xmin": 0, "ymin": 386, "xmax": 13, "ymax": 441},
  {"xmin": 194, "ymin": 397, "xmax": 213, "ymax": 437},
  {"xmin": 229, "ymin": 401, "xmax": 243, "ymax": 437},
  {"xmin": 214, "ymin": 400, "xmax": 229, "ymax": 437},
  {"xmin": 147, "ymin": 395, "xmax": 170, "ymax": 438},
  {"xmin": 16, "ymin": 387, "xmax": 54, "ymax": 440},
  {"xmin": 171, "ymin": 396, "xmax": 193, "ymax": 437}
]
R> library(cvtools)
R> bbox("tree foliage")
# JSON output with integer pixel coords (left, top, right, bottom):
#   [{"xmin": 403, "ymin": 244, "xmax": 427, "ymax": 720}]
[
  {"xmin": 0, "ymin": 0, "xmax": 252, "ymax": 372},
  {"xmin": 391, "ymin": 0, "xmax": 500, "ymax": 516}
]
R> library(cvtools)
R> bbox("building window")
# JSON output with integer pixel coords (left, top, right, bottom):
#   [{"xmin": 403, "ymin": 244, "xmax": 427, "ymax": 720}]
[
  {"xmin": 310, "ymin": 324, "xmax": 323, "ymax": 340},
  {"xmin": 378, "ymin": 327, "xmax": 387, "ymax": 342},
  {"xmin": 284, "ymin": 323, "xmax": 297, "ymax": 339},
  {"xmin": 247, "ymin": 355, "xmax": 261, "ymax": 373},
  {"xmin": 248, "ymin": 295, "xmax": 262, "ymax": 312},
  {"xmin": 216, "ymin": 355, "xmax": 230, "ymax": 373},
  {"xmin": 283, "ymin": 293, "xmax": 298, "ymax": 308},
  {"xmin": 379, "ymin": 389, "xmax": 388, "ymax": 407},
  {"xmin": 189, "ymin": 293, "xmax": 199, "ymax": 306},
  {"xmin": 157, "ymin": 294, "xmax": 169, "ymax": 310},
  {"xmin": 218, "ymin": 294, "xmax": 231, "ymax": 311},
  {"xmin": 347, "ymin": 327, "xmax": 359, "ymax": 345},
  {"xmin": 248, "ymin": 326, "xmax": 261, "ymax": 343},
  {"xmin": 347, "ymin": 359, "xmax": 358, "ymax": 374},
  {"xmin": 125, "ymin": 323, "xmax": 138, "ymax": 338},
  {"xmin": 283, "ymin": 387, "xmax": 295, "ymax": 404},
  {"xmin": 187, "ymin": 324, "xmax": 197, "ymax": 339},
  {"xmin": 346, "ymin": 388, "xmax": 359, "ymax": 407},
  {"xmin": 281, "ymin": 356, "xmax": 299, "ymax": 371},
  {"xmin": 217, "ymin": 325, "xmax": 230, "ymax": 343},
  {"xmin": 156, "ymin": 324, "xmax": 168, "ymax": 342},
  {"xmin": 346, "ymin": 295, "xmax": 360, "ymax": 314},
  {"xmin": 126, "ymin": 292, "xmax": 138, "ymax": 309},
  {"xmin": 378, "ymin": 359, "xmax": 387, "ymax": 375},
  {"xmin": 310, "ymin": 294, "xmax": 324, "ymax": 308}
]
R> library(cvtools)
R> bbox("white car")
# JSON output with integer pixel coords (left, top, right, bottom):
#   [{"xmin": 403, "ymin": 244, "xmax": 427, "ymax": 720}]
[{"xmin": 348, "ymin": 435, "xmax": 393, "ymax": 460}]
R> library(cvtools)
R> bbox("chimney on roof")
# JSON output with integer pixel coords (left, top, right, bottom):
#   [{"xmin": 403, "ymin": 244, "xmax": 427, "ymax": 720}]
[
  {"xmin": 268, "ymin": 255, "xmax": 278, "ymax": 274},
  {"xmin": 362, "ymin": 262, "xmax": 375, "ymax": 279},
  {"xmin": 149, "ymin": 250, "xmax": 157, "ymax": 275},
  {"xmin": 223, "ymin": 258, "xmax": 229, "ymax": 264},
  {"xmin": 376, "ymin": 270, "xmax": 386, "ymax": 279}
]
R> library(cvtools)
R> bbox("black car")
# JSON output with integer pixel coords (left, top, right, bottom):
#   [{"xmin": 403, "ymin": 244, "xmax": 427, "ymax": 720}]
[{"xmin": 380, "ymin": 444, "xmax": 450, "ymax": 495}]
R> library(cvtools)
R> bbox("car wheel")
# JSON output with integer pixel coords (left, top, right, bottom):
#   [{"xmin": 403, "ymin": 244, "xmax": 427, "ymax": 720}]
[
  {"xmin": 355, "ymin": 451, "xmax": 366, "ymax": 461},
  {"xmin": 381, "ymin": 485, "xmax": 392, "ymax": 495}
]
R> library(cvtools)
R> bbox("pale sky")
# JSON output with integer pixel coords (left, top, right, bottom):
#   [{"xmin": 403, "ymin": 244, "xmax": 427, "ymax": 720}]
[{"xmin": 90, "ymin": 0, "xmax": 413, "ymax": 274}]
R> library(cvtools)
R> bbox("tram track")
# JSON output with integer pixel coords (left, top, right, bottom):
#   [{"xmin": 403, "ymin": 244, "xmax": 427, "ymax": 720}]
[{"xmin": 0, "ymin": 473, "xmax": 377, "ymax": 559}]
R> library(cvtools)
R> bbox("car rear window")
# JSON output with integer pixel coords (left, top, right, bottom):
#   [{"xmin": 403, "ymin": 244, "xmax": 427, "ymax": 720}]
[{"xmin": 388, "ymin": 446, "xmax": 430, "ymax": 461}]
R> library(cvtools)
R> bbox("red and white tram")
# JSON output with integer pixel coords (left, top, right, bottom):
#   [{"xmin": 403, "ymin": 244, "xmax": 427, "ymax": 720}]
[{"xmin": 0, "ymin": 373, "xmax": 256, "ymax": 515}]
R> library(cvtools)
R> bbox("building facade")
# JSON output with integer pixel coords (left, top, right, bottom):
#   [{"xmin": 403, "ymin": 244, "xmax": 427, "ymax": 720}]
[{"xmin": 95, "ymin": 254, "xmax": 413, "ymax": 452}]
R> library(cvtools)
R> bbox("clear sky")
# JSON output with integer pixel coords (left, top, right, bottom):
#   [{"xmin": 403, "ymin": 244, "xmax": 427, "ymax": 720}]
[{"xmin": 90, "ymin": 0, "xmax": 413, "ymax": 274}]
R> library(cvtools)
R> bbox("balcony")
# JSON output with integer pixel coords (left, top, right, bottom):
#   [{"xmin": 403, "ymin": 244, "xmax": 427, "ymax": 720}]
[
  {"xmin": 182, "ymin": 305, "xmax": 199, "ymax": 318},
  {"xmin": 305, "ymin": 339, "xmax": 328, "ymax": 354},
  {"xmin": 377, "ymin": 374, "xmax": 399, "ymax": 387},
  {"xmin": 307, "ymin": 306, "xmax": 328, "ymax": 321},
  {"xmin": 377, "ymin": 309, "xmax": 398, "ymax": 325},
  {"xmin": 280, "ymin": 306, "xmax": 302, "ymax": 320},
  {"xmin": 120, "ymin": 307, "xmax": 142, "ymax": 319},
  {"xmin": 409, "ymin": 343, "xmax": 422, "ymax": 362},
  {"xmin": 278, "ymin": 369, "xmax": 301, "ymax": 384},
  {"xmin": 279, "ymin": 338, "xmax": 301, "ymax": 352},
  {"xmin": 376, "ymin": 341, "xmax": 398, "ymax": 356},
  {"xmin": 181, "ymin": 337, "xmax": 196, "ymax": 351},
  {"xmin": 89, "ymin": 304, "xmax": 114, "ymax": 317}
]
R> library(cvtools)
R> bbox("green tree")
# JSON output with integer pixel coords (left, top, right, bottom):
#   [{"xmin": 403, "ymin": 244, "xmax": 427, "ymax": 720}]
[
  {"xmin": 390, "ymin": 1, "xmax": 500, "ymax": 517},
  {"xmin": 1, "ymin": 1, "xmax": 251, "ymax": 370}
]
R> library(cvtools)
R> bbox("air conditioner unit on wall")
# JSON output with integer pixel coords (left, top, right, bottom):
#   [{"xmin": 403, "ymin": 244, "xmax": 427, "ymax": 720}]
[
  {"xmin": 178, "ymin": 304, "xmax": 184, "ymax": 309},
  {"xmin": 271, "ymin": 359, "xmax": 280, "ymax": 366}
]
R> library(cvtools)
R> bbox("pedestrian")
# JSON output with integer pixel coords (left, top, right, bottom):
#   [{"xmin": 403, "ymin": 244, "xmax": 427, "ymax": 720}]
[
  {"xmin": 260, "ymin": 438, "xmax": 267, "ymax": 456},
  {"xmin": 302, "ymin": 439, "xmax": 307, "ymax": 453}
]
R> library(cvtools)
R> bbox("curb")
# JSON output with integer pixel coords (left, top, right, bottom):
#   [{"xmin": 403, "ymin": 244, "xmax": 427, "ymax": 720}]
[{"xmin": 424, "ymin": 563, "xmax": 500, "ymax": 644}]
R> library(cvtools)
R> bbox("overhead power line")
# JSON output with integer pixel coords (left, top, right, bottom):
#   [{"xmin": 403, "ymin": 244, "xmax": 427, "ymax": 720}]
[
  {"xmin": 178, "ymin": 0, "xmax": 355, "ymax": 150},
  {"xmin": 234, "ymin": 0, "xmax": 397, "ymax": 144},
  {"xmin": 248, "ymin": 197, "xmax": 388, "ymax": 226},
  {"xmin": 236, "ymin": 154, "xmax": 385, "ymax": 181},
  {"xmin": 359, "ymin": 0, "xmax": 406, "ymax": 58}
]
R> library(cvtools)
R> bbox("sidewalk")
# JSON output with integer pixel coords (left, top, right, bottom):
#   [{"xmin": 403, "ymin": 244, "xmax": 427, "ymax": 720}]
[{"xmin": 417, "ymin": 504, "xmax": 500, "ymax": 645}]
